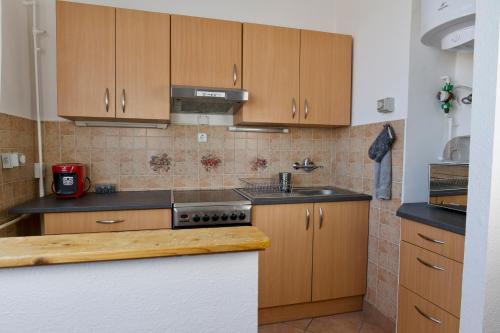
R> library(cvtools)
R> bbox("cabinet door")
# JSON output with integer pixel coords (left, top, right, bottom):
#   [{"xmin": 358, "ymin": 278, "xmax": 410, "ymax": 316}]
[
  {"xmin": 116, "ymin": 9, "xmax": 170, "ymax": 121},
  {"xmin": 237, "ymin": 24, "xmax": 300, "ymax": 125},
  {"xmin": 171, "ymin": 15, "xmax": 242, "ymax": 88},
  {"xmin": 57, "ymin": 2, "xmax": 115, "ymax": 119},
  {"xmin": 300, "ymin": 30, "xmax": 352, "ymax": 126},
  {"xmin": 312, "ymin": 201, "xmax": 369, "ymax": 301},
  {"xmin": 254, "ymin": 204, "xmax": 314, "ymax": 308}
]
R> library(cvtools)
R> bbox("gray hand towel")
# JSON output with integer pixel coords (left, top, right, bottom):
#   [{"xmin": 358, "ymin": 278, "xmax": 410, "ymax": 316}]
[
  {"xmin": 373, "ymin": 150, "xmax": 392, "ymax": 200},
  {"xmin": 369, "ymin": 124, "xmax": 396, "ymax": 162}
]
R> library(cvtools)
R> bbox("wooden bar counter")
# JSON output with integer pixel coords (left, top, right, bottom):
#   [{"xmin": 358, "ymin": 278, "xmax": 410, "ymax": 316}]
[{"xmin": 0, "ymin": 226, "xmax": 269, "ymax": 269}]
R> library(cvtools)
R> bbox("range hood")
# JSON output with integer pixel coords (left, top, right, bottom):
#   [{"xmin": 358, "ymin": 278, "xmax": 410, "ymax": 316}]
[{"xmin": 171, "ymin": 86, "xmax": 249, "ymax": 115}]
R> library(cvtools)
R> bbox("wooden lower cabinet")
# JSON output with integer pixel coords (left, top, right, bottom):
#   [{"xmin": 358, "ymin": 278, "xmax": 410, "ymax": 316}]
[
  {"xmin": 398, "ymin": 218, "xmax": 465, "ymax": 332},
  {"xmin": 255, "ymin": 201, "xmax": 369, "ymax": 323},
  {"xmin": 254, "ymin": 203, "xmax": 314, "ymax": 308},
  {"xmin": 400, "ymin": 242, "xmax": 463, "ymax": 317},
  {"xmin": 43, "ymin": 209, "xmax": 171, "ymax": 235},
  {"xmin": 398, "ymin": 286, "xmax": 460, "ymax": 333},
  {"xmin": 312, "ymin": 201, "xmax": 369, "ymax": 301}
]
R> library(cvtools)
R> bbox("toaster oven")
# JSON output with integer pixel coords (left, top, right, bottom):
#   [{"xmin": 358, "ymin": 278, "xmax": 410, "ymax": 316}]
[{"xmin": 428, "ymin": 163, "xmax": 468, "ymax": 213}]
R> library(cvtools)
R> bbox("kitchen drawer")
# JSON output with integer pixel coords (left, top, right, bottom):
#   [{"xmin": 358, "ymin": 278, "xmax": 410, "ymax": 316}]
[
  {"xmin": 398, "ymin": 286, "xmax": 459, "ymax": 333},
  {"xmin": 400, "ymin": 241, "xmax": 463, "ymax": 317},
  {"xmin": 43, "ymin": 209, "xmax": 172, "ymax": 235},
  {"xmin": 402, "ymin": 218, "xmax": 465, "ymax": 262}
]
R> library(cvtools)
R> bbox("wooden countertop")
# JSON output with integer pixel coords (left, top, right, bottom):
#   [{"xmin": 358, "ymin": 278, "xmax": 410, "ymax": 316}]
[{"xmin": 0, "ymin": 227, "xmax": 270, "ymax": 269}]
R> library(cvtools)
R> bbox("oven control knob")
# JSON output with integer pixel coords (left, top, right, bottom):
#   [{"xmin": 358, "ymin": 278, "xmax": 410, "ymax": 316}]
[
  {"xmin": 230, "ymin": 213, "xmax": 238, "ymax": 220},
  {"xmin": 202, "ymin": 215, "xmax": 210, "ymax": 222},
  {"xmin": 192, "ymin": 215, "xmax": 201, "ymax": 222},
  {"xmin": 221, "ymin": 214, "xmax": 229, "ymax": 221},
  {"xmin": 238, "ymin": 213, "xmax": 246, "ymax": 220},
  {"xmin": 212, "ymin": 214, "xmax": 220, "ymax": 221}
]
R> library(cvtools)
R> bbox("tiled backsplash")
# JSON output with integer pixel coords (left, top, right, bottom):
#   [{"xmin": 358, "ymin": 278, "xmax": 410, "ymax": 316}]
[
  {"xmin": 1, "ymin": 111, "xmax": 405, "ymax": 323},
  {"xmin": 41, "ymin": 122, "xmax": 336, "ymax": 192},
  {"xmin": 331, "ymin": 119, "xmax": 404, "ymax": 322},
  {"xmin": 0, "ymin": 113, "xmax": 38, "ymax": 236}
]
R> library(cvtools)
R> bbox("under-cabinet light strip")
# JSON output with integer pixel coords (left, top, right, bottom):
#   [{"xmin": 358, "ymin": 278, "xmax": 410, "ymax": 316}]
[{"xmin": 227, "ymin": 126, "xmax": 289, "ymax": 134}]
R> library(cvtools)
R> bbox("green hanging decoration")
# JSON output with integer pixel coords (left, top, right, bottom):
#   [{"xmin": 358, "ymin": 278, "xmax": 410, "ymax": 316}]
[{"xmin": 436, "ymin": 79, "xmax": 455, "ymax": 114}]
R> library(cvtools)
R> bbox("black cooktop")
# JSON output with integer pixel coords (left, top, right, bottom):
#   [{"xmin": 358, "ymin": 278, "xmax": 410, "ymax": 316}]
[{"xmin": 172, "ymin": 189, "xmax": 250, "ymax": 207}]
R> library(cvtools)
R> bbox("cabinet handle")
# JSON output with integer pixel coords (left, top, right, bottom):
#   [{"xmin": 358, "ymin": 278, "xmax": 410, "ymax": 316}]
[
  {"xmin": 305, "ymin": 208, "xmax": 310, "ymax": 230},
  {"xmin": 233, "ymin": 64, "xmax": 238, "ymax": 86},
  {"xmin": 292, "ymin": 98, "xmax": 297, "ymax": 119},
  {"xmin": 417, "ymin": 233, "xmax": 445, "ymax": 244},
  {"xmin": 417, "ymin": 257, "xmax": 445, "ymax": 271},
  {"xmin": 96, "ymin": 219, "xmax": 125, "ymax": 224},
  {"xmin": 121, "ymin": 89, "xmax": 126, "ymax": 113},
  {"xmin": 304, "ymin": 99, "xmax": 309, "ymax": 119},
  {"xmin": 319, "ymin": 207, "xmax": 324, "ymax": 229},
  {"xmin": 104, "ymin": 88, "xmax": 109, "ymax": 112},
  {"xmin": 414, "ymin": 306, "xmax": 442, "ymax": 325}
]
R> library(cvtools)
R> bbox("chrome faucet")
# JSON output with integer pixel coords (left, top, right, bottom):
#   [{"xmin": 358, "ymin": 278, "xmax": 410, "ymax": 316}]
[{"xmin": 292, "ymin": 158, "xmax": 324, "ymax": 172}]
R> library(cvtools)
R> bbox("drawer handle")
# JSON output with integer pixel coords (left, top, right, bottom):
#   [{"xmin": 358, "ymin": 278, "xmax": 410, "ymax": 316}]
[
  {"xmin": 417, "ymin": 257, "xmax": 445, "ymax": 271},
  {"xmin": 96, "ymin": 219, "xmax": 125, "ymax": 224},
  {"xmin": 414, "ymin": 306, "xmax": 442, "ymax": 325},
  {"xmin": 418, "ymin": 233, "xmax": 445, "ymax": 244}
]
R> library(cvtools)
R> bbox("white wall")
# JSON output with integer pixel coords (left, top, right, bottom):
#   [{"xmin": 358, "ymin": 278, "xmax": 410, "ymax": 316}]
[
  {"xmin": 402, "ymin": 0, "xmax": 458, "ymax": 203},
  {"xmin": 0, "ymin": 251, "xmax": 259, "ymax": 333},
  {"xmin": 460, "ymin": 0, "xmax": 500, "ymax": 330},
  {"xmin": 0, "ymin": 0, "xmax": 35, "ymax": 119},
  {"xmin": 451, "ymin": 52, "xmax": 474, "ymax": 139},
  {"xmin": 333, "ymin": 0, "xmax": 413, "ymax": 125},
  {"xmin": 402, "ymin": 0, "xmax": 475, "ymax": 203}
]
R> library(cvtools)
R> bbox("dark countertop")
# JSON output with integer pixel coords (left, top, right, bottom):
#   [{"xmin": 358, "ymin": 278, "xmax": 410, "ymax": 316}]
[
  {"xmin": 9, "ymin": 191, "xmax": 172, "ymax": 214},
  {"xmin": 397, "ymin": 202, "xmax": 466, "ymax": 235},
  {"xmin": 10, "ymin": 187, "xmax": 371, "ymax": 215},
  {"xmin": 236, "ymin": 187, "xmax": 372, "ymax": 205}
]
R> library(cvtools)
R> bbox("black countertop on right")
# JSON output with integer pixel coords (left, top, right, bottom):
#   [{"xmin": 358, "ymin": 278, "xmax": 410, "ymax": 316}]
[{"xmin": 397, "ymin": 202, "xmax": 466, "ymax": 235}]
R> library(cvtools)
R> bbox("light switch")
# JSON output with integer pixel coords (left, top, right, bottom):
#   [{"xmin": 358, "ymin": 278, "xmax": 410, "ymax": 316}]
[
  {"xmin": 1, "ymin": 153, "xmax": 13, "ymax": 169},
  {"xmin": 10, "ymin": 153, "xmax": 19, "ymax": 167}
]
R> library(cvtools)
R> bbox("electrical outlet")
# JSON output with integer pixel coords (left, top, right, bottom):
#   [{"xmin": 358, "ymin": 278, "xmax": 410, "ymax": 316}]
[
  {"xmin": 377, "ymin": 97, "xmax": 395, "ymax": 113},
  {"xmin": 18, "ymin": 154, "xmax": 26, "ymax": 166},
  {"xmin": 198, "ymin": 132, "xmax": 208, "ymax": 143},
  {"xmin": 1, "ymin": 153, "xmax": 13, "ymax": 169}
]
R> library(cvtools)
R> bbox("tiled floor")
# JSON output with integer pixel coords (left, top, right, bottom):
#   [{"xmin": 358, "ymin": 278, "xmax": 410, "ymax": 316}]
[{"xmin": 259, "ymin": 311, "xmax": 389, "ymax": 333}]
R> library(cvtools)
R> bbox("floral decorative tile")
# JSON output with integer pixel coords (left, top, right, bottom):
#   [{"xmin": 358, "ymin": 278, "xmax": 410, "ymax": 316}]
[
  {"xmin": 201, "ymin": 153, "xmax": 221, "ymax": 172},
  {"xmin": 251, "ymin": 157, "xmax": 268, "ymax": 171},
  {"xmin": 149, "ymin": 153, "xmax": 172, "ymax": 173}
]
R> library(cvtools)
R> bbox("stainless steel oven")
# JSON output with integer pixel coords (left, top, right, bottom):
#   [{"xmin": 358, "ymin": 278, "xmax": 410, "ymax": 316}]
[{"xmin": 428, "ymin": 163, "xmax": 468, "ymax": 213}]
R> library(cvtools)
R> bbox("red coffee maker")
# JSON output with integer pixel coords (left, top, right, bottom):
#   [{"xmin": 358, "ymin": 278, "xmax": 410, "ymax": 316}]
[{"xmin": 52, "ymin": 163, "xmax": 90, "ymax": 199}]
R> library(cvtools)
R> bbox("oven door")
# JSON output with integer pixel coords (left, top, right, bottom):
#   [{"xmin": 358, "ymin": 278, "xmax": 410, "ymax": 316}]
[{"xmin": 428, "ymin": 163, "xmax": 468, "ymax": 212}]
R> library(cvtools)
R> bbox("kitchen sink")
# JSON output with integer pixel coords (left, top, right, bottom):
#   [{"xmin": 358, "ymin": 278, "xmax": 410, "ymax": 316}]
[
  {"xmin": 293, "ymin": 188, "xmax": 337, "ymax": 196},
  {"xmin": 235, "ymin": 186, "xmax": 340, "ymax": 200}
]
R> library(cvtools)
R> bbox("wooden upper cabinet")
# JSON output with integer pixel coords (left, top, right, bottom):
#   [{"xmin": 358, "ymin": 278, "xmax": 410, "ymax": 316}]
[
  {"xmin": 57, "ymin": 1, "xmax": 115, "ymax": 119},
  {"xmin": 236, "ymin": 24, "xmax": 300, "ymax": 125},
  {"xmin": 300, "ymin": 30, "xmax": 352, "ymax": 126},
  {"xmin": 312, "ymin": 201, "xmax": 369, "ymax": 301},
  {"xmin": 254, "ymin": 204, "xmax": 314, "ymax": 308},
  {"xmin": 171, "ymin": 15, "xmax": 242, "ymax": 88},
  {"xmin": 116, "ymin": 9, "xmax": 170, "ymax": 121}
]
